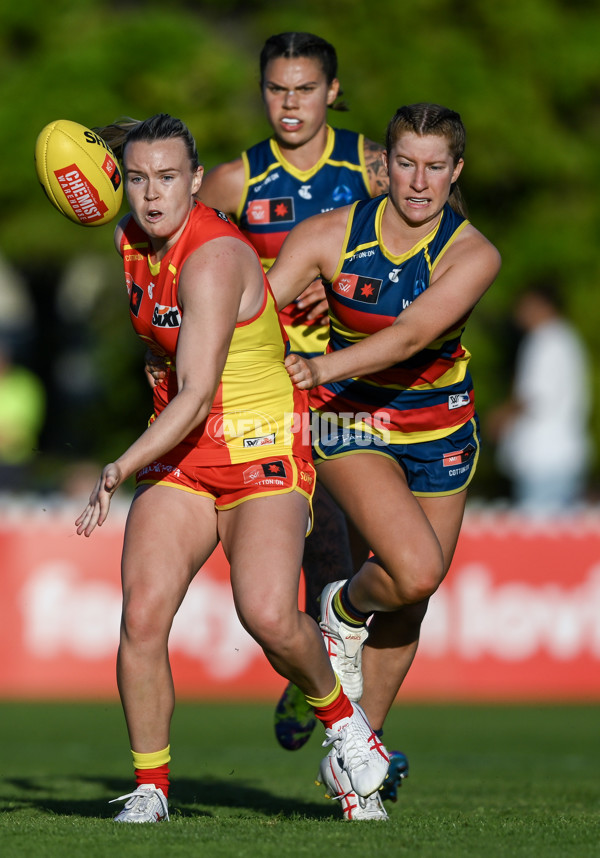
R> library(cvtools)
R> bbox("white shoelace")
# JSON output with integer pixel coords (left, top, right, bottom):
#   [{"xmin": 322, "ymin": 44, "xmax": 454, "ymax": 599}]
[{"xmin": 109, "ymin": 786, "xmax": 169, "ymax": 821}]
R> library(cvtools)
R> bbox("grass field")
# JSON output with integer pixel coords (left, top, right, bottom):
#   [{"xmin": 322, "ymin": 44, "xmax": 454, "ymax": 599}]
[{"xmin": 1, "ymin": 700, "xmax": 598, "ymax": 857}]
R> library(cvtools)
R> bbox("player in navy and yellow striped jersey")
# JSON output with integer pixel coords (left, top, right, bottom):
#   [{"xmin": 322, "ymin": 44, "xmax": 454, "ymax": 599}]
[
  {"xmin": 199, "ymin": 32, "xmax": 387, "ymax": 359},
  {"xmin": 269, "ymin": 103, "xmax": 501, "ymax": 797}
]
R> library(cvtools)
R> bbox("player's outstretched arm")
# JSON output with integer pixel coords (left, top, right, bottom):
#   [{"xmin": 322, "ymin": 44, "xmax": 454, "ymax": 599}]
[{"xmin": 268, "ymin": 206, "xmax": 349, "ymax": 311}]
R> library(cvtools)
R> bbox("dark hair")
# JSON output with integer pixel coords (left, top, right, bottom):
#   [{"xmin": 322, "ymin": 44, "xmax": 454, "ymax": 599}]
[
  {"xmin": 94, "ymin": 113, "xmax": 199, "ymax": 170},
  {"xmin": 259, "ymin": 32, "xmax": 347, "ymax": 111},
  {"xmin": 386, "ymin": 103, "xmax": 467, "ymax": 216}
]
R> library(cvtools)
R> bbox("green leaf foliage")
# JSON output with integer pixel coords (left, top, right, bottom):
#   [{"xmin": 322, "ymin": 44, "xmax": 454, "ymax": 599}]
[{"xmin": 2, "ymin": 0, "xmax": 599, "ymax": 494}]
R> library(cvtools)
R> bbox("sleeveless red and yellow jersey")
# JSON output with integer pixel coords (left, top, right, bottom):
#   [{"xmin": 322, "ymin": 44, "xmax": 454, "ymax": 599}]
[{"xmin": 120, "ymin": 201, "xmax": 310, "ymax": 466}]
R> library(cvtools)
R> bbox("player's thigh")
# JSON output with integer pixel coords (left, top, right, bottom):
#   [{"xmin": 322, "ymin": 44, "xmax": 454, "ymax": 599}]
[
  {"xmin": 316, "ymin": 452, "xmax": 439, "ymax": 574},
  {"xmin": 121, "ymin": 484, "xmax": 219, "ymax": 612},
  {"xmin": 218, "ymin": 491, "xmax": 308, "ymax": 618},
  {"xmin": 416, "ymin": 489, "xmax": 467, "ymax": 574}
]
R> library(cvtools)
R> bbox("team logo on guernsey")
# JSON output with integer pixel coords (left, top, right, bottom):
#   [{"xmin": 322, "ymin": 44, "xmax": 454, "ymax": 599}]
[
  {"xmin": 152, "ymin": 303, "xmax": 181, "ymax": 328},
  {"xmin": 443, "ymin": 444, "xmax": 476, "ymax": 468},
  {"xmin": 130, "ymin": 281, "xmax": 143, "ymax": 317},
  {"xmin": 332, "ymin": 184, "xmax": 353, "ymax": 204},
  {"xmin": 333, "ymin": 273, "xmax": 382, "ymax": 304},
  {"xmin": 247, "ymin": 197, "xmax": 295, "ymax": 224}
]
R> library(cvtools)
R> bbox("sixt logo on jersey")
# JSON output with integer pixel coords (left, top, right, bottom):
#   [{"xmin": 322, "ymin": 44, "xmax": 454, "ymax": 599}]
[
  {"xmin": 247, "ymin": 197, "xmax": 295, "ymax": 224},
  {"xmin": 332, "ymin": 273, "xmax": 382, "ymax": 304},
  {"xmin": 152, "ymin": 303, "xmax": 181, "ymax": 328}
]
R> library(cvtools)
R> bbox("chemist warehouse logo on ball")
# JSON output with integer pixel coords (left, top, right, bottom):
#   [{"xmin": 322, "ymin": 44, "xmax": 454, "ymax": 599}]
[
  {"xmin": 55, "ymin": 164, "xmax": 108, "ymax": 224},
  {"xmin": 152, "ymin": 303, "xmax": 181, "ymax": 328}
]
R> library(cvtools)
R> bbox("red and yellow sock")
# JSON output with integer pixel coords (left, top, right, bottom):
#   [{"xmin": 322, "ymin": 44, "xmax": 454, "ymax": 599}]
[
  {"xmin": 131, "ymin": 745, "xmax": 171, "ymax": 798},
  {"xmin": 306, "ymin": 675, "xmax": 353, "ymax": 729}
]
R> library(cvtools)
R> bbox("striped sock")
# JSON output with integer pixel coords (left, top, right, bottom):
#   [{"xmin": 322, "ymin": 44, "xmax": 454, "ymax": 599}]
[
  {"xmin": 306, "ymin": 676, "xmax": 354, "ymax": 729},
  {"xmin": 132, "ymin": 745, "xmax": 171, "ymax": 798},
  {"xmin": 333, "ymin": 581, "xmax": 370, "ymax": 626}
]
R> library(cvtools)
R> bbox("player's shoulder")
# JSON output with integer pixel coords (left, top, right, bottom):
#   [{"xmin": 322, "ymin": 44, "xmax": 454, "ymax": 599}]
[
  {"xmin": 198, "ymin": 157, "xmax": 245, "ymax": 215},
  {"xmin": 448, "ymin": 221, "xmax": 502, "ymax": 273},
  {"xmin": 114, "ymin": 212, "xmax": 137, "ymax": 255}
]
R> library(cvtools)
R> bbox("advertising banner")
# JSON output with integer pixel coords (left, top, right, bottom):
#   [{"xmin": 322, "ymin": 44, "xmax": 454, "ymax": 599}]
[{"xmin": 1, "ymin": 503, "xmax": 599, "ymax": 701}]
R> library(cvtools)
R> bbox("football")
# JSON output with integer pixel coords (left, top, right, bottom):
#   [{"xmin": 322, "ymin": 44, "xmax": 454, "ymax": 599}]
[{"xmin": 34, "ymin": 119, "xmax": 123, "ymax": 227}]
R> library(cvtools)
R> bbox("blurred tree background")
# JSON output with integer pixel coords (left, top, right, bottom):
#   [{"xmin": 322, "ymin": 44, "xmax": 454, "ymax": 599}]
[{"xmin": 1, "ymin": 0, "xmax": 599, "ymax": 500}]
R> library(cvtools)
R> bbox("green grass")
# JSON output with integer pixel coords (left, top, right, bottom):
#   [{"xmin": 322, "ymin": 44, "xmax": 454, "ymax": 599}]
[{"xmin": 0, "ymin": 701, "xmax": 598, "ymax": 857}]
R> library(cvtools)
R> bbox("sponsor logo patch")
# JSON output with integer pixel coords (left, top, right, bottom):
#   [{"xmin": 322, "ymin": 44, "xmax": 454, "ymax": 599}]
[
  {"xmin": 152, "ymin": 303, "xmax": 181, "ymax": 328},
  {"xmin": 247, "ymin": 197, "xmax": 295, "ymax": 224},
  {"xmin": 332, "ymin": 273, "xmax": 382, "ymax": 304},
  {"xmin": 443, "ymin": 443, "xmax": 476, "ymax": 468},
  {"xmin": 243, "ymin": 433, "xmax": 276, "ymax": 448},
  {"xmin": 448, "ymin": 392, "xmax": 471, "ymax": 410}
]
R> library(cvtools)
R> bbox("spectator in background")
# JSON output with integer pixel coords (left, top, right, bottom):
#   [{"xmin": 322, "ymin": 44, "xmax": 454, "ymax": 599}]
[
  {"xmin": 0, "ymin": 340, "xmax": 46, "ymax": 491},
  {"xmin": 488, "ymin": 283, "xmax": 593, "ymax": 515}
]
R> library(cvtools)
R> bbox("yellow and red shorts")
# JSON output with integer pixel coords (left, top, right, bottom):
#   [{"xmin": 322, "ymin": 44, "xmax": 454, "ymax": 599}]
[{"xmin": 136, "ymin": 453, "xmax": 315, "ymax": 513}]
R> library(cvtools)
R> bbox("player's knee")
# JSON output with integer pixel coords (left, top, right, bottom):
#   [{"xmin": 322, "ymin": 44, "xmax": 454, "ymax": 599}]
[
  {"xmin": 121, "ymin": 591, "xmax": 172, "ymax": 644},
  {"xmin": 390, "ymin": 549, "xmax": 444, "ymax": 605},
  {"xmin": 238, "ymin": 602, "xmax": 291, "ymax": 652}
]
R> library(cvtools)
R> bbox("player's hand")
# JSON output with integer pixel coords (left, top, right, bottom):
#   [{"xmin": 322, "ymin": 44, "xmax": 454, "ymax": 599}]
[
  {"xmin": 75, "ymin": 462, "xmax": 122, "ymax": 537},
  {"xmin": 144, "ymin": 348, "xmax": 169, "ymax": 388},
  {"xmin": 295, "ymin": 279, "xmax": 328, "ymax": 324},
  {"xmin": 284, "ymin": 353, "xmax": 319, "ymax": 390}
]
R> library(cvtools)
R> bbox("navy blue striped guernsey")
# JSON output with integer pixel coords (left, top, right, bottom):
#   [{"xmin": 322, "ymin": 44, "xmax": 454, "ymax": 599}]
[
  {"xmin": 310, "ymin": 196, "xmax": 475, "ymax": 444},
  {"xmin": 237, "ymin": 126, "xmax": 371, "ymax": 357}
]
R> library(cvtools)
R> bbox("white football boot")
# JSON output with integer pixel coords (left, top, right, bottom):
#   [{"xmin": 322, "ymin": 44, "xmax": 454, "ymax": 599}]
[
  {"xmin": 319, "ymin": 580, "xmax": 370, "ymax": 701},
  {"xmin": 317, "ymin": 749, "xmax": 388, "ymax": 821},
  {"xmin": 110, "ymin": 784, "xmax": 169, "ymax": 823},
  {"xmin": 322, "ymin": 702, "xmax": 389, "ymax": 798}
]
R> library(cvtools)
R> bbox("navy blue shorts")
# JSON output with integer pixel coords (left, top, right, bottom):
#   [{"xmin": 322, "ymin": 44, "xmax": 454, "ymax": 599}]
[{"xmin": 312, "ymin": 416, "xmax": 480, "ymax": 497}]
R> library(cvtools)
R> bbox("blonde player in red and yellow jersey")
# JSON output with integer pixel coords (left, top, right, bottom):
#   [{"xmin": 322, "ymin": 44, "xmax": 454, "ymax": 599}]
[{"xmin": 75, "ymin": 114, "xmax": 389, "ymax": 823}]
